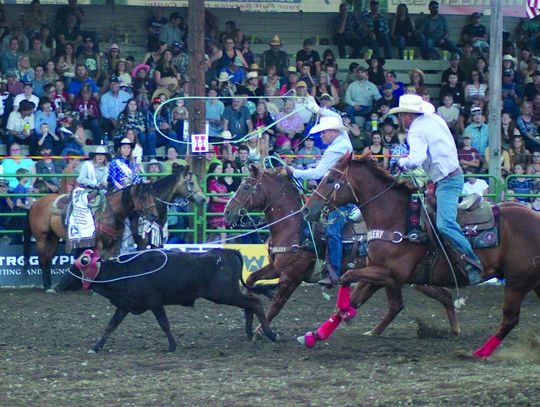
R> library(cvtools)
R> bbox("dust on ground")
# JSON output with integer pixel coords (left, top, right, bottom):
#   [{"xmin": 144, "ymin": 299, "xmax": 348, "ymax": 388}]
[{"xmin": 1, "ymin": 284, "xmax": 540, "ymax": 406}]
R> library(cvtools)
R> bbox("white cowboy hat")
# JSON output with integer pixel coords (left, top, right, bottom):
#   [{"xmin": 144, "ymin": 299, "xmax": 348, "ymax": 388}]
[
  {"xmin": 246, "ymin": 71, "xmax": 258, "ymax": 80},
  {"xmin": 220, "ymin": 130, "xmax": 233, "ymax": 140},
  {"xmin": 388, "ymin": 94, "xmax": 435, "ymax": 115},
  {"xmin": 144, "ymin": 158, "xmax": 164, "ymax": 172},
  {"xmin": 89, "ymin": 145, "xmax": 111, "ymax": 159},
  {"xmin": 309, "ymin": 116, "xmax": 348, "ymax": 134},
  {"xmin": 217, "ymin": 71, "xmax": 233, "ymax": 82}
]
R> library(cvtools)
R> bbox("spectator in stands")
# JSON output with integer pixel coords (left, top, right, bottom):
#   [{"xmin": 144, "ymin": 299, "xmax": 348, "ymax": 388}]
[
  {"xmin": 501, "ymin": 111, "xmax": 521, "ymax": 150},
  {"xmin": 15, "ymin": 55, "xmax": 34, "ymax": 83},
  {"xmin": 502, "ymin": 69, "xmax": 523, "ymax": 118},
  {"xmin": 103, "ymin": 43, "xmax": 123, "ymax": 78},
  {"xmin": 39, "ymin": 25, "xmax": 56, "ymax": 58},
  {"xmin": 27, "ymin": 36, "xmax": 47, "ymax": 68},
  {"xmin": 159, "ymin": 12, "xmax": 185, "ymax": 47},
  {"xmin": 462, "ymin": 169, "xmax": 489, "ymax": 197},
  {"xmin": 77, "ymin": 36, "xmax": 103, "ymax": 84},
  {"xmin": 68, "ymin": 64, "xmax": 99, "ymax": 103},
  {"xmin": 482, "ymin": 143, "xmax": 511, "ymax": 178},
  {"xmin": 366, "ymin": 56, "xmax": 385, "ymax": 87},
  {"xmin": 2, "ymin": 24, "xmax": 29, "ymax": 53},
  {"xmin": 324, "ymin": 62, "xmax": 340, "ymax": 91},
  {"xmin": 259, "ymin": 35, "xmax": 290, "ymax": 78},
  {"xmin": 391, "ymin": 3, "xmax": 419, "ymax": 60},
  {"xmin": 527, "ymin": 151, "xmax": 540, "ymax": 175},
  {"xmin": 146, "ymin": 7, "xmax": 168, "ymax": 52},
  {"xmin": 315, "ymin": 73, "xmax": 339, "ymax": 105},
  {"xmin": 11, "ymin": 168, "xmax": 34, "ymax": 235},
  {"xmin": 464, "ymin": 106, "xmax": 488, "ymax": 154},
  {"xmin": 341, "ymin": 112, "xmax": 363, "ymax": 151},
  {"xmin": 35, "ymin": 145, "xmax": 62, "ymax": 193},
  {"xmin": 220, "ymin": 20, "xmax": 243, "ymax": 45},
  {"xmin": 296, "ymin": 38, "xmax": 321, "ymax": 75},
  {"xmin": 360, "ymin": 0, "xmax": 392, "ymax": 59},
  {"xmin": 252, "ymin": 101, "xmax": 275, "ymax": 153},
  {"xmin": 43, "ymin": 59, "xmax": 59, "ymax": 85},
  {"xmin": 418, "ymin": 1, "xmax": 461, "ymax": 60},
  {"xmin": 1, "ymin": 38, "xmax": 21, "ymax": 74},
  {"xmin": 55, "ymin": 0, "xmax": 85, "ymax": 30},
  {"xmin": 279, "ymin": 66, "xmax": 301, "ymax": 96},
  {"xmin": 100, "ymin": 76, "xmax": 131, "ymax": 137},
  {"xmin": 475, "ymin": 56, "xmax": 489, "ymax": 81},
  {"xmin": 461, "ymin": 12, "xmax": 489, "ymax": 58},
  {"xmin": 437, "ymin": 94, "xmax": 460, "ymax": 138},
  {"xmin": 516, "ymin": 15, "xmax": 540, "ymax": 53},
  {"xmin": 116, "ymin": 98, "xmax": 146, "ymax": 144},
  {"xmin": 363, "ymin": 131, "xmax": 389, "ymax": 169},
  {"xmin": 30, "ymin": 65, "xmax": 47, "ymax": 98},
  {"xmin": 458, "ymin": 42, "xmax": 476, "ymax": 79},
  {"xmin": 297, "ymin": 66, "xmax": 316, "ymax": 96},
  {"xmin": 441, "ymin": 53, "xmax": 466, "ymax": 87},
  {"xmin": 0, "ymin": 179, "xmax": 14, "ymax": 237},
  {"xmin": 517, "ymin": 101, "xmax": 539, "ymax": 151},
  {"xmin": 240, "ymin": 38, "xmax": 254, "ymax": 67},
  {"xmin": 13, "ymin": 82, "xmax": 39, "ymax": 112},
  {"xmin": 522, "ymin": 56, "xmax": 540, "ymax": 85},
  {"xmin": 237, "ymin": 71, "xmax": 263, "ymax": 105},
  {"xmin": 345, "ymin": 65, "xmax": 381, "ymax": 124},
  {"xmin": 123, "ymin": 128, "xmax": 143, "ymax": 169},
  {"xmin": 464, "ymin": 70, "xmax": 488, "ymax": 109},
  {"xmin": 153, "ymin": 49, "xmax": 180, "ymax": 94},
  {"xmin": 275, "ymin": 99, "xmax": 305, "ymax": 151},
  {"xmin": 380, "ymin": 117, "xmax": 398, "ymax": 149},
  {"xmin": 503, "ymin": 54, "xmax": 520, "ymax": 85},
  {"xmin": 508, "ymin": 163, "xmax": 534, "ymax": 207},
  {"xmin": 56, "ymin": 42, "xmax": 76, "ymax": 84},
  {"xmin": 6, "ymin": 100, "xmax": 36, "ymax": 153},
  {"xmin": 384, "ymin": 70, "xmax": 405, "ymax": 99},
  {"xmin": 205, "ymin": 87, "xmax": 225, "ymax": 139},
  {"xmin": 5, "ymin": 72, "xmax": 23, "ymax": 97},
  {"xmin": 2, "ymin": 142, "xmax": 36, "ymax": 191},
  {"xmin": 216, "ymin": 71, "xmax": 235, "ymax": 104},
  {"xmin": 333, "ymin": 2, "xmax": 363, "ymax": 59},
  {"xmin": 375, "ymin": 83, "xmax": 397, "ymax": 111},
  {"xmin": 439, "ymin": 72, "xmax": 465, "ymax": 108},
  {"xmin": 223, "ymin": 97, "xmax": 253, "ymax": 142},
  {"xmin": 108, "ymin": 137, "xmax": 140, "ymax": 191},
  {"xmin": 525, "ymin": 70, "xmax": 540, "ymax": 102},
  {"xmin": 221, "ymin": 160, "xmax": 241, "ymax": 193},
  {"xmin": 234, "ymin": 145, "xmax": 252, "ymax": 174},
  {"xmin": 295, "ymin": 134, "xmax": 321, "ymax": 170},
  {"xmin": 408, "ymin": 68, "xmax": 426, "ymax": 96},
  {"xmin": 56, "ymin": 13, "xmax": 82, "ymax": 57},
  {"xmin": 145, "ymin": 97, "xmax": 176, "ymax": 157},
  {"xmin": 457, "ymin": 134, "xmax": 481, "ymax": 173},
  {"xmin": 213, "ymin": 35, "xmax": 246, "ymax": 73},
  {"xmin": 170, "ymin": 41, "xmax": 188, "ymax": 79},
  {"xmin": 533, "ymin": 94, "xmax": 540, "ymax": 129},
  {"xmin": 34, "ymin": 96, "xmax": 57, "ymax": 136},
  {"xmin": 510, "ymin": 135, "xmax": 531, "ymax": 168},
  {"xmin": 131, "ymin": 63, "xmax": 154, "ymax": 111},
  {"xmin": 206, "ymin": 161, "xmax": 229, "ymax": 243},
  {"xmin": 163, "ymin": 146, "xmax": 187, "ymax": 173}
]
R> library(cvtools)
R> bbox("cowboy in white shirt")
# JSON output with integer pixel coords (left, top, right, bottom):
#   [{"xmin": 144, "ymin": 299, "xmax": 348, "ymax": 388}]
[
  {"xmin": 394, "ymin": 94, "xmax": 482, "ymax": 284},
  {"xmin": 282, "ymin": 97, "xmax": 353, "ymax": 286}
]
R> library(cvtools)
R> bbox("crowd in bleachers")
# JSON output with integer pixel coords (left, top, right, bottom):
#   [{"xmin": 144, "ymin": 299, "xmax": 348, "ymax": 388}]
[{"xmin": 0, "ymin": 0, "xmax": 540, "ymax": 242}]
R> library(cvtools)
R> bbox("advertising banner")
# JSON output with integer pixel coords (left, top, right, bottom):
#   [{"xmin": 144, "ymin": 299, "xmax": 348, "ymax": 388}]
[
  {"xmin": 0, "ymin": 244, "xmax": 274, "ymax": 287},
  {"xmin": 3, "ymin": 0, "xmax": 106, "ymax": 4},
  {"xmin": 114, "ymin": 0, "xmax": 341, "ymax": 12},
  {"xmin": 387, "ymin": 0, "xmax": 526, "ymax": 17}
]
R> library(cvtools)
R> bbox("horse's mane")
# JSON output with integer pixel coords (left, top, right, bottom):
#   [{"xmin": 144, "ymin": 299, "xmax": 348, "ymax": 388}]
[
  {"xmin": 263, "ymin": 168, "xmax": 302, "ymax": 197},
  {"xmin": 122, "ymin": 182, "xmax": 155, "ymax": 208},
  {"xmin": 152, "ymin": 166, "xmax": 184, "ymax": 198},
  {"xmin": 345, "ymin": 153, "xmax": 417, "ymax": 195}
]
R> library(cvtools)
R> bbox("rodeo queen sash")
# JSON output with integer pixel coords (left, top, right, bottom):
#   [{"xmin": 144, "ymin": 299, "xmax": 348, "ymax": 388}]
[{"xmin": 67, "ymin": 187, "xmax": 97, "ymax": 248}]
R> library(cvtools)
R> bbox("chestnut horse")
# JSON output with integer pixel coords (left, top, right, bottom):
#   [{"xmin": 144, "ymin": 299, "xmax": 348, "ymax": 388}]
[
  {"xmin": 224, "ymin": 165, "xmax": 459, "ymax": 336},
  {"xmin": 302, "ymin": 153, "xmax": 540, "ymax": 357}
]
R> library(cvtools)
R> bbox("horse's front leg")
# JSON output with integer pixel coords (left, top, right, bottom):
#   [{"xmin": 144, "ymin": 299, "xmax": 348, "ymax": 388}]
[
  {"xmin": 341, "ymin": 265, "xmax": 400, "ymax": 288},
  {"xmin": 246, "ymin": 263, "xmax": 278, "ymax": 286}
]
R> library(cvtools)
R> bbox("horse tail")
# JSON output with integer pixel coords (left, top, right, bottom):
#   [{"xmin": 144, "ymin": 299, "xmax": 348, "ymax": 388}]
[
  {"xmin": 22, "ymin": 212, "xmax": 32, "ymax": 273},
  {"xmin": 234, "ymin": 250, "xmax": 279, "ymax": 299}
]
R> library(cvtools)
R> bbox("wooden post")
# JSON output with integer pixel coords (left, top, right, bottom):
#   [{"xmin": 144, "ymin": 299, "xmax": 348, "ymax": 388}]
[
  {"xmin": 187, "ymin": 0, "xmax": 206, "ymax": 242},
  {"xmin": 487, "ymin": 0, "xmax": 503, "ymax": 199}
]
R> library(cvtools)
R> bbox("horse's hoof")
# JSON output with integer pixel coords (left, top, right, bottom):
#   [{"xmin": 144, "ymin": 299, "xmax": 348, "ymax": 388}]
[
  {"xmin": 46, "ymin": 288, "xmax": 56, "ymax": 294},
  {"xmin": 297, "ymin": 331, "xmax": 316, "ymax": 348},
  {"xmin": 363, "ymin": 330, "xmax": 375, "ymax": 336},
  {"xmin": 87, "ymin": 349, "xmax": 97, "ymax": 354}
]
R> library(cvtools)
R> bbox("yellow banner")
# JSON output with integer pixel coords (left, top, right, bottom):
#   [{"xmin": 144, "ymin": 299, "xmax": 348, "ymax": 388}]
[{"xmin": 224, "ymin": 244, "xmax": 278, "ymax": 284}]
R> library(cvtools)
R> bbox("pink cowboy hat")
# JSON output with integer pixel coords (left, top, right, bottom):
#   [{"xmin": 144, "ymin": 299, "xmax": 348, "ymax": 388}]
[{"xmin": 131, "ymin": 63, "xmax": 151, "ymax": 78}]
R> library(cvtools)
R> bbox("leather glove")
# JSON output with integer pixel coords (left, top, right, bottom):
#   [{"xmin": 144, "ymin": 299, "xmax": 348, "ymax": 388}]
[
  {"xmin": 303, "ymin": 95, "xmax": 321, "ymax": 114},
  {"xmin": 280, "ymin": 166, "xmax": 293, "ymax": 177}
]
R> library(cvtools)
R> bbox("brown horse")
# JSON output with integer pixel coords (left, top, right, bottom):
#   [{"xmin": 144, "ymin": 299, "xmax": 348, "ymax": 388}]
[
  {"xmin": 302, "ymin": 152, "xmax": 540, "ymax": 357},
  {"xmin": 224, "ymin": 165, "xmax": 458, "ymax": 336}
]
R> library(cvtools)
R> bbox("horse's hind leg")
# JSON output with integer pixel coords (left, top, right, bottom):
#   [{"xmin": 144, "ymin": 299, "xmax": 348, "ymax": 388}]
[
  {"xmin": 151, "ymin": 306, "xmax": 177, "ymax": 352},
  {"xmin": 473, "ymin": 287, "xmax": 527, "ymax": 358},
  {"xmin": 246, "ymin": 263, "xmax": 278, "ymax": 286},
  {"xmin": 36, "ymin": 234, "xmax": 59, "ymax": 290},
  {"xmin": 414, "ymin": 286, "xmax": 460, "ymax": 336},
  {"xmin": 90, "ymin": 308, "xmax": 128, "ymax": 353}
]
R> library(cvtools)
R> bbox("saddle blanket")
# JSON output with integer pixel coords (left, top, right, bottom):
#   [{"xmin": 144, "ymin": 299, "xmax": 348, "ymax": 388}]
[{"xmin": 68, "ymin": 187, "xmax": 96, "ymax": 242}]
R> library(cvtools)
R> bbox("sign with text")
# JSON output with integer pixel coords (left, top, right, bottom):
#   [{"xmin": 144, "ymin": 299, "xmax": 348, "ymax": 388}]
[
  {"xmin": 388, "ymin": 0, "xmax": 525, "ymax": 17},
  {"xmin": 115, "ymin": 0, "xmax": 340, "ymax": 12},
  {"xmin": 191, "ymin": 134, "xmax": 209, "ymax": 154}
]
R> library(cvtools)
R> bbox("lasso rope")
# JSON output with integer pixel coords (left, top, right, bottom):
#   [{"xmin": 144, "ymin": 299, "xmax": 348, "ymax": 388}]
[{"xmin": 153, "ymin": 95, "xmax": 309, "ymax": 146}]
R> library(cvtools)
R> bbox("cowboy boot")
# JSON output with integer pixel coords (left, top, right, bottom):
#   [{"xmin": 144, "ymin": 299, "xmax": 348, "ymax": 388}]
[
  {"xmin": 463, "ymin": 256, "xmax": 483, "ymax": 285},
  {"xmin": 318, "ymin": 264, "xmax": 339, "ymax": 287}
]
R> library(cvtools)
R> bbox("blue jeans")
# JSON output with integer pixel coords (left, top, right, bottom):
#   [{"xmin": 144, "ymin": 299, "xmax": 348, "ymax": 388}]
[
  {"xmin": 436, "ymin": 173, "xmax": 481, "ymax": 263},
  {"xmin": 345, "ymin": 104, "xmax": 371, "ymax": 122},
  {"xmin": 142, "ymin": 130, "xmax": 178, "ymax": 156},
  {"xmin": 419, "ymin": 34, "xmax": 461, "ymax": 59},
  {"xmin": 326, "ymin": 204, "xmax": 354, "ymax": 276}
]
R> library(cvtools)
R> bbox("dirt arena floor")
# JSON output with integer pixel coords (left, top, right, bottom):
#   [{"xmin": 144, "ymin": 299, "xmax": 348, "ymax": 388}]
[{"xmin": 1, "ymin": 283, "xmax": 540, "ymax": 407}]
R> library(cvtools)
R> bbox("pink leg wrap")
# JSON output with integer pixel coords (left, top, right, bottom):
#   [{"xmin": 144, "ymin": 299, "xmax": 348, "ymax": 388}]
[
  {"xmin": 316, "ymin": 313, "xmax": 342, "ymax": 340},
  {"xmin": 473, "ymin": 335, "xmax": 502, "ymax": 358},
  {"xmin": 337, "ymin": 286, "xmax": 351, "ymax": 311},
  {"xmin": 341, "ymin": 307, "xmax": 357, "ymax": 321},
  {"xmin": 304, "ymin": 331, "xmax": 316, "ymax": 348}
]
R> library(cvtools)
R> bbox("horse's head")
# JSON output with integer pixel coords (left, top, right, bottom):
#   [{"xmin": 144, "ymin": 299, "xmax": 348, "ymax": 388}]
[
  {"xmin": 171, "ymin": 163, "xmax": 206, "ymax": 205},
  {"xmin": 302, "ymin": 153, "xmax": 358, "ymax": 221},
  {"xmin": 224, "ymin": 164, "xmax": 289, "ymax": 225},
  {"xmin": 129, "ymin": 183, "xmax": 160, "ymax": 223}
]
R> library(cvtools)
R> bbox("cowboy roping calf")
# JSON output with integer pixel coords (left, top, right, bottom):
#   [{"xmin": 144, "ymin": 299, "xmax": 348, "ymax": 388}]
[{"xmin": 69, "ymin": 248, "xmax": 277, "ymax": 353}]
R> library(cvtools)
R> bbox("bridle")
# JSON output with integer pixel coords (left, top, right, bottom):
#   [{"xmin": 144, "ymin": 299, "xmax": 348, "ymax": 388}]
[
  {"xmin": 229, "ymin": 173, "xmax": 290, "ymax": 224},
  {"xmin": 155, "ymin": 174, "xmax": 199, "ymax": 207},
  {"xmin": 311, "ymin": 165, "xmax": 396, "ymax": 212}
]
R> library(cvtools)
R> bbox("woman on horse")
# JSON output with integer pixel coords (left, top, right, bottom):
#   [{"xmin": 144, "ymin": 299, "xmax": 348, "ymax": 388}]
[
  {"xmin": 108, "ymin": 138, "xmax": 141, "ymax": 192},
  {"xmin": 77, "ymin": 146, "xmax": 110, "ymax": 190}
]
